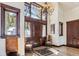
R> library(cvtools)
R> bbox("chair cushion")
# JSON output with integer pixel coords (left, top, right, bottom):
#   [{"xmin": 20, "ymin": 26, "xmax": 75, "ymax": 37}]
[{"xmin": 26, "ymin": 44, "xmax": 32, "ymax": 47}]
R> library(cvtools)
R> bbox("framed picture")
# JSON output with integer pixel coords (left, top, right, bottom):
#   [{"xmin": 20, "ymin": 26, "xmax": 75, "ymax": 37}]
[{"xmin": 59, "ymin": 22, "xmax": 63, "ymax": 36}]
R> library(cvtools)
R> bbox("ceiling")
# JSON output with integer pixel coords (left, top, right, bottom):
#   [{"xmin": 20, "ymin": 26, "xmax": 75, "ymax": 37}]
[
  {"xmin": 37, "ymin": 2, "xmax": 54, "ymax": 8},
  {"xmin": 38, "ymin": 2, "xmax": 79, "ymax": 11},
  {"xmin": 59, "ymin": 2, "xmax": 79, "ymax": 11},
  {"xmin": 36, "ymin": 2, "xmax": 79, "ymax": 11}
]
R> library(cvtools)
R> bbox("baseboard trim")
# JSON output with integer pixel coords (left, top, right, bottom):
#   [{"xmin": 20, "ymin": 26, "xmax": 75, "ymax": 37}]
[{"xmin": 52, "ymin": 45, "xmax": 66, "ymax": 47}]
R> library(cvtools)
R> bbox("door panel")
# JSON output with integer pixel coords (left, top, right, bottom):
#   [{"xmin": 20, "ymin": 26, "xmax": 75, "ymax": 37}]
[
  {"xmin": 25, "ymin": 21, "xmax": 42, "ymax": 45},
  {"xmin": 25, "ymin": 17, "xmax": 47, "ymax": 46},
  {"xmin": 67, "ymin": 20, "xmax": 79, "ymax": 47},
  {"xmin": 32, "ymin": 22, "xmax": 42, "ymax": 44},
  {"xmin": 67, "ymin": 22, "xmax": 73, "ymax": 46},
  {"xmin": 6, "ymin": 36, "xmax": 18, "ymax": 54}
]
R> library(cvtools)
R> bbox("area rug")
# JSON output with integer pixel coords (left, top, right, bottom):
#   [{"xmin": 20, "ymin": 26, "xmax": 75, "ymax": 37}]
[{"xmin": 34, "ymin": 48, "xmax": 53, "ymax": 56}]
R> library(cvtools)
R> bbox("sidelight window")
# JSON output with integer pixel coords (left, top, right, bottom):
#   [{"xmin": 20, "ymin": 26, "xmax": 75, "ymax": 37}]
[
  {"xmin": 42, "ymin": 25, "xmax": 46, "ymax": 37},
  {"xmin": 42, "ymin": 13, "xmax": 46, "ymax": 21},
  {"xmin": 24, "ymin": 22, "xmax": 31, "ymax": 37}
]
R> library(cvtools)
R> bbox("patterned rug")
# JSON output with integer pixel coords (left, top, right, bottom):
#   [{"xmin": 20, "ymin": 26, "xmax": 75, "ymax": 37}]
[{"xmin": 34, "ymin": 48, "xmax": 53, "ymax": 56}]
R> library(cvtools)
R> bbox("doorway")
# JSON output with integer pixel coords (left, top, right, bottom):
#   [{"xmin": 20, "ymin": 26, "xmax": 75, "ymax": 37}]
[
  {"xmin": 24, "ymin": 2, "xmax": 47, "ymax": 55},
  {"xmin": 67, "ymin": 20, "xmax": 79, "ymax": 48},
  {"xmin": 1, "ymin": 3, "xmax": 20, "ymax": 55},
  {"xmin": 32, "ymin": 22, "xmax": 42, "ymax": 44},
  {"xmin": 25, "ymin": 18, "xmax": 47, "ymax": 46}
]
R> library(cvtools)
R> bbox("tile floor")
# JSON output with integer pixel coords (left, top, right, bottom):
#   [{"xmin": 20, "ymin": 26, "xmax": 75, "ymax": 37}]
[{"xmin": 25, "ymin": 46, "xmax": 79, "ymax": 56}]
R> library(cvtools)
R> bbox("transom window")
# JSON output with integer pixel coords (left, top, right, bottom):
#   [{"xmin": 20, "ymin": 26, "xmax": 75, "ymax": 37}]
[
  {"xmin": 24, "ymin": 2, "xmax": 47, "ymax": 21},
  {"xmin": 24, "ymin": 22, "xmax": 31, "ymax": 37},
  {"xmin": 31, "ymin": 3, "xmax": 42, "ymax": 19},
  {"xmin": 24, "ymin": 3, "xmax": 30, "ymax": 16}
]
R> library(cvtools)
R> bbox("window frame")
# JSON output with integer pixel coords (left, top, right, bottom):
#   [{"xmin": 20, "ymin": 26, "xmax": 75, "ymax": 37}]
[
  {"xmin": 24, "ymin": 2, "xmax": 47, "ymax": 39},
  {"xmin": 30, "ymin": 2, "xmax": 43, "ymax": 20},
  {"xmin": 0, "ymin": 3, "xmax": 20, "ymax": 38},
  {"xmin": 25, "ymin": 2, "xmax": 48, "ymax": 21}
]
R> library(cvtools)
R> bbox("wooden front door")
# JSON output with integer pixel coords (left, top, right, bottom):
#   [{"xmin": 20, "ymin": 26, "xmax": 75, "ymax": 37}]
[
  {"xmin": 32, "ymin": 22, "xmax": 42, "ymax": 44},
  {"xmin": 25, "ymin": 20, "xmax": 47, "ymax": 46},
  {"xmin": 67, "ymin": 20, "xmax": 79, "ymax": 47}
]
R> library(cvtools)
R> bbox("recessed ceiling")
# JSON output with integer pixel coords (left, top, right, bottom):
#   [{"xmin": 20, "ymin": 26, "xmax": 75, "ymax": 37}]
[{"xmin": 59, "ymin": 2, "xmax": 79, "ymax": 11}]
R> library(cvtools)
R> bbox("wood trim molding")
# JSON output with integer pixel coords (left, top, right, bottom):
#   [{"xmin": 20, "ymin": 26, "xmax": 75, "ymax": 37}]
[
  {"xmin": 30, "ymin": 2, "xmax": 43, "ymax": 8},
  {"xmin": 0, "ymin": 3, "xmax": 20, "ymax": 13},
  {"xmin": 25, "ymin": 16, "xmax": 47, "ymax": 25},
  {"xmin": 1, "ymin": 6, "xmax": 5, "ymax": 38}
]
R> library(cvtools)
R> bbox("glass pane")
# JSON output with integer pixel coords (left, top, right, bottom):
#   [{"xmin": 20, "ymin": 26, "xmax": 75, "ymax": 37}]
[
  {"xmin": 24, "ymin": 22, "xmax": 31, "ymax": 37},
  {"xmin": 5, "ymin": 11, "xmax": 17, "ymax": 35},
  {"xmin": 42, "ymin": 13, "xmax": 46, "ymax": 21},
  {"xmin": 31, "ymin": 5, "xmax": 41, "ymax": 19},
  {"xmin": 42, "ymin": 25, "xmax": 46, "ymax": 37},
  {"xmin": 0, "ymin": 7, "xmax": 1, "ymax": 36},
  {"xmin": 24, "ymin": 3, "xmax": 30, "ymax": 16}
]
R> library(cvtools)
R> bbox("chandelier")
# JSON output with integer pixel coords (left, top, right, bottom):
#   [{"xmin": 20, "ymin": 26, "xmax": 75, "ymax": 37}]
[{"xmin": 42, "ymin": 2, "xmax": 54, "ymax": 15}]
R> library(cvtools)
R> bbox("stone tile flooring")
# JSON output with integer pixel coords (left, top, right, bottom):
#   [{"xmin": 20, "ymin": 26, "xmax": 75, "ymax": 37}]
[
  {"xmin": 25, "ymin": 46, "xmax": 79, "ymax": 56},
  {"xmin": 52, "ymin": 46, "xmax": 79, "ymax": 56}
]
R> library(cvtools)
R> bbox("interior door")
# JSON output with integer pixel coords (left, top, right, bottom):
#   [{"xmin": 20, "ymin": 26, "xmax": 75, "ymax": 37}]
[
  {"xmin": 67, "ymin": 22, "xmax": 73, "ymax": 46},
  {"xmin": 73, "ymin": 21, "xmax": 79, "ymax": 47},
  {"xmin": 67, "ymin": 20, "xmax": 79, "ymax": 47}
]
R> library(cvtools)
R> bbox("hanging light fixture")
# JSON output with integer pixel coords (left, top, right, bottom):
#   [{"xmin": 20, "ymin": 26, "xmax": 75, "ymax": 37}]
[{"xmin": 42, "ymin": 2, "xmax": 54, "ymax": 15}]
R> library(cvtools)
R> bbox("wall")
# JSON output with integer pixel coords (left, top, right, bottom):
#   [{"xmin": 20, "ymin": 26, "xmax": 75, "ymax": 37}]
[
  {"xmin": 49, "ymin": 3, "xmax": 79, "ymax": 46},
  {"xmin": 0, "ymin": 2, "xmax": 25, "ymax": 56},
  {"xmin": 0, "ymin": 7, "xmax": 6, "ymax": 56},
  {"xmin": 58, "ymin": 3, "xmax": 66, "ymax": 45},
  {"xmin": 0, "ymin": 39, "xmax": 6, "ymax": 56},
  {"xmin": 48, "ymin": 2, "xmax": 60, "ymax": 46},
  {"xmin": 64, "ymin": 7, "xmax": 79, "ymax": 21},
  {"xmin": 47, "ymin": 3, "xmax": 67, "ymax": 46}
]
